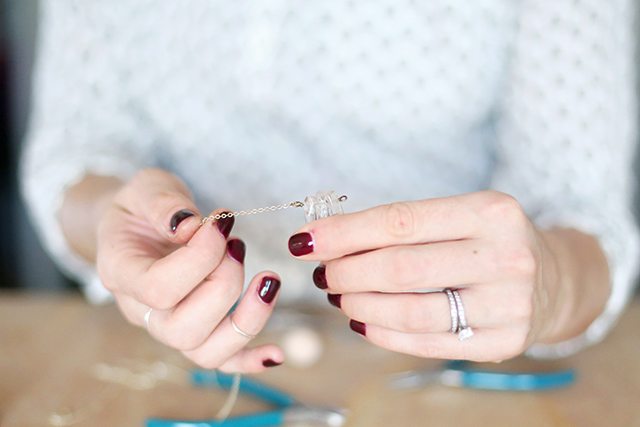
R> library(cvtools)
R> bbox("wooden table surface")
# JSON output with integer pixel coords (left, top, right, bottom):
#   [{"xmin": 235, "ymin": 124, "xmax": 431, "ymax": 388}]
[{"xmin": 0, "ymin": 292, "xmax": 638, "ymax": 427}]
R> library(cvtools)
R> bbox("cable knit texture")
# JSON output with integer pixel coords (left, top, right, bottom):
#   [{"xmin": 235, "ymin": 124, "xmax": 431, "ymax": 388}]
[{"xmin": 21, "ymin": 0, "xmax": 639, "ymax": 357}]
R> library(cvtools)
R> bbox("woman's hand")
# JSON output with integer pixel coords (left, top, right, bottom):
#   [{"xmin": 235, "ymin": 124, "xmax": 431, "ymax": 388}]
[
  {"xmin": 62, "ymin": 169, "xmax": 283, "ymax": 373},
  {"xmin": 287, "ymin": 191, "xmax": 609, "ymax": 362}
]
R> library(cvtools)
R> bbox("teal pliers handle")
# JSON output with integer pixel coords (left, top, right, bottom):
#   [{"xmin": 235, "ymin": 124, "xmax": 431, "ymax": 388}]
[
  {"xmin": 190, "ymin": 370, "xmax": 296, "ymax": 408},
  {"xmin": 146, "ymin": 410, "xmax": 285, "ymax": 427},
  {"xmin": 447, "ymin": 361, "xmax": 576, "ymax": 391}
]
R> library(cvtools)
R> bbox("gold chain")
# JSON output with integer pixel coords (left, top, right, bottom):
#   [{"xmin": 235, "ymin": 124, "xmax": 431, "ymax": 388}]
[{"xmin": 200, "ymin": 200, "xmax": 305, "ymax": 225}]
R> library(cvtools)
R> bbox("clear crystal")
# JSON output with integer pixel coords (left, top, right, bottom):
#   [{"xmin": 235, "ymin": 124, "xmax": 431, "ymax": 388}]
[{"xmin": 303, "ymin": 191, "xmax": 344, "ymax": 222}]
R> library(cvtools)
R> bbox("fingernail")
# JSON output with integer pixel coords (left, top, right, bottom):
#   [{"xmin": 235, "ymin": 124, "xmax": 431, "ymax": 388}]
[
  {"xmin": 327, "ymin": 294, "xmax": 342, "ymax": 308},
  {"xmin": 312, "ymin": 265, "xmax": 328, "ymax": 289},
  {"xmin": 170, "ymin": 209, "xmax": 195, "ymax": 232},
  {"xmin": 288, "ymin": 232, "xmax": 314, "ymax": 256},
  {"xmin": 227, "ymin": 239, "xmax": 246, "ymax": 264},
  {"xmin": 262, "ymin": 359, "xmax": 282, "ymax": 368},
  {"xmin": 258, "ymin": 276, "xmax": 281, "ymax": 304},
  {"xmin": 349, "ymin": 319, "xmax": 366, "ymax": 336},
  {"xmin": 215, "ymin": 213, "xmax": 234, "ymax": 239}
]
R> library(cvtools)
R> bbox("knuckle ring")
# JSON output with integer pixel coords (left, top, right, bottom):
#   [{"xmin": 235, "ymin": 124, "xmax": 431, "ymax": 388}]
[
  {"xmin": 444, "ymin": 289, "xmax": 474, "ymax": 341},
  {"xmin": 230, "ymin": 315, "xmax": 256, "ymax": 340},
  {"xmin": 144, "ymin": 308, "xmax": 153, "ymax": 330}
]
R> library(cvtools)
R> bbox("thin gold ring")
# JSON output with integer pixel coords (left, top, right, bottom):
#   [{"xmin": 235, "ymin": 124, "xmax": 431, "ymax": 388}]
[
  {"xmin": 230, "ymin": 315, "xmax": 256, "ymax": 340},
  {"xmin": 144, "ymin": 308, "xmax": 153, "ymax": 330}
]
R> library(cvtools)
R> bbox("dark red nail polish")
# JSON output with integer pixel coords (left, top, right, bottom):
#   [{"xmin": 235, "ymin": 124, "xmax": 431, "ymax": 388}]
[
  {"xmin": 327, "ymin": 294, "xmax": 342, "ymax": 308},
  {"xmin": 258, "ymin": 277, "xmax": 281, "ymax": 304},
  {"xmin": 312, "ymin": 265, "xmax": 328, "ymax": 289},
  {"xmin": 350, "ymin": 319, "xmax": 366, "ymax": 336},
  {"xmin": 170, "ymin": 209, "xmax": 195, "ymax": 232},
  {"xmin": 288, "ymin": 232, "xmax": 314, "ymax": 256},
  {"xmin": 262, "ymin": 359, "xmax": 282, "ymax": 368},
  {"xmin": 215, "ymin": 213, "xmax": 234, "ymax": 239},
  {"xmin": 227, "ymin": 239, "xmax": 246, "ymax": 264}
]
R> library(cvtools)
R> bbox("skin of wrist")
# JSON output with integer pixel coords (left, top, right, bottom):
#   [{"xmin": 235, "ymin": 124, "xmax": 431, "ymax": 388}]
[
  {"xmin": 60, "ymin": 175, "xmax": 125, "ymax": 263},
  {"xmin": 93, "ymin": 181, "xmax": 124, "ymax": 225},
  {"xmin": 530, "ymin": 229, "xmax": 566, "ymax": 344},
  {"xmin": 531, "ymin": 228, "xmax": 610, "ymax": 345}
]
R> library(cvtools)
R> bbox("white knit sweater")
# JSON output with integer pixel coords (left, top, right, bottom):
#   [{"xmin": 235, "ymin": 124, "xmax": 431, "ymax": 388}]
[{"xmin": 21, "ymin": 0, "xmax": 639, "ymax": 357}]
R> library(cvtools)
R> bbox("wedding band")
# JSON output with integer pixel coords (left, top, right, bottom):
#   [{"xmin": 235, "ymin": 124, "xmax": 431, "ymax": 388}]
[
  {"xmin": 230, "ymin": 316, "xmax": 256, "ymax": 340},
  {"xmin": 444, "ymin": 289, "xmax": 459, "ymax": 334},
  {"xmin": 451, "ymin": 290, "xmax": 474, "ymax": 341},
  {"xmin": 144, "ymin": 308, "xmax": 153, "ymax": 330}
]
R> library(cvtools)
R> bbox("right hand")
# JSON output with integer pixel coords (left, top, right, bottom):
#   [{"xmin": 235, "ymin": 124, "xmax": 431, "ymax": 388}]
[{"xmin": 95, "ymin": 169, "xmax": 283, "ymax": 373}]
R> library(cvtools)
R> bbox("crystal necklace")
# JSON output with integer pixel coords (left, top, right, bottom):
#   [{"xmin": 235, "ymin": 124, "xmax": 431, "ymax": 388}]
[{"xmin": 200, "ymin": 191, "xmax": 348, "ymax": 225}]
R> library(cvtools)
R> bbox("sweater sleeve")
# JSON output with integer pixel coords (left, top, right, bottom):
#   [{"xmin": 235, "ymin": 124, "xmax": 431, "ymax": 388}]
[
  {"xmin": 490, "ymin": 0, "xmax": 639, "ymax": 357},
  {"xmin": 20, "ymin": 2, "xmax": 158, "ymax": 303}
]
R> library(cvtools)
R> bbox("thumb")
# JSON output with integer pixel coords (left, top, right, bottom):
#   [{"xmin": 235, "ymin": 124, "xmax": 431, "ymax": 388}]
[{"xmin": 118, "ymin": 168, "xmax": 202, "ymax": 244}]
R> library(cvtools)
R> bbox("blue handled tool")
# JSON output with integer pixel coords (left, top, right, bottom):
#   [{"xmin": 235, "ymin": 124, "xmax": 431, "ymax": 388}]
[
  {"xmin": 145, "ymin": 371, "xmax": 346, "ymax": 427},
  {"xmin": 390, "ymin": 360, "xmax": 576, "ymax": 392}
]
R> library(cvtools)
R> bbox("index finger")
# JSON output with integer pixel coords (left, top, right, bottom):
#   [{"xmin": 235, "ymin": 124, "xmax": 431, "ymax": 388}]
[
  {"xmin": 287, "ymin": 192, "xmax": 484, "ymax": 261},
  {"xmin": 103, "ymin": 209, "xmax": 234, "ymax": 310}
]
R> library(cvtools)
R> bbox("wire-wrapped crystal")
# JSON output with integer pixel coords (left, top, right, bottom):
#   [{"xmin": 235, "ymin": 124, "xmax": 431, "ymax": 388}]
[
  {"xmin": 200, "ymin": 191, "xmax": 347, "ymax": 225},
  {"xmin": 303, "ymin": 191, "xmax": 345, "ymax": 223}
]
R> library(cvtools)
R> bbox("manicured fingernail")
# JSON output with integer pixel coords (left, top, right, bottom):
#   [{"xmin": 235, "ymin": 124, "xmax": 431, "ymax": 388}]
[
  {"xmin": 312, "ymin": 265, "xmax": 328, "ymax": 289},
  {"xmin": 288, "ymin": 232, "xmax": 314, "ymax": 256},
  {"xmin": 258, "ymin": 276, "xmax": 281, "ymax": 304},
  {"xmin": 262, "ymin": 359, "xmax": 282, "ymax": 368},
  {"xmin": 327, "ymin": 294, "xmax": 342, "ymax": 308},
  {"xmin": 227, "ymin": 239, "xmax": 246, "ymax": 264},
  {"xmin": 350, "ymin": 319, "xmax": 366, "ymax": 336},
  {"xmin": 215, "ymin": 213, "xmax": 234, "ymax": 239},
  {"xmin": 170, "ymin": 209, "xmax": 195, "ymax": 232}
]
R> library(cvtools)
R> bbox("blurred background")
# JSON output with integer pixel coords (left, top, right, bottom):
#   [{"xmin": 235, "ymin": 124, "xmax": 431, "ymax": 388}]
[
  {"xmin": 0, "ymin": 1, "xmax": 639, "ymax": 292},
  {"xmin": 1, "ymin": 0, "xmax": 70, "ymax": 291}
]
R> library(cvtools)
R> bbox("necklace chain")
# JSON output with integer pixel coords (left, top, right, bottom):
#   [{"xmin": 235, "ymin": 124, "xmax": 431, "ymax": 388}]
[{"xmin": 201, "ymin": 200, "xmax": 305, "ymax": 225}]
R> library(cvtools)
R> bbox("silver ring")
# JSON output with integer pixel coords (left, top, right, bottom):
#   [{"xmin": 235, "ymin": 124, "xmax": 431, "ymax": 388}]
[
  {"xmin": 444, "ymin": 289, "xmax": 459, "ymax": 333},
  {"xmin": 230, "ymin": 316, "xmax": 256, "ymax": 340},
  {"xmin": 144, "ymin": 308, "xmax": 153, "ymax": 330},
  {"xmin": 451, "ymin": 290, "xmax": 474, "ymax": 341}
]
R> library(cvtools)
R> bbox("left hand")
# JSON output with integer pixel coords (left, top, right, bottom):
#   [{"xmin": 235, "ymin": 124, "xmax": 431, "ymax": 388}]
[{"xmin": 287, "ymin": 191, "xmax": 562, "ymax": 362}]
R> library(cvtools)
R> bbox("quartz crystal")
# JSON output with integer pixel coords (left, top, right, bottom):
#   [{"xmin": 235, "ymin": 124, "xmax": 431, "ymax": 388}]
[{"xmin": 303, "ymin": 191, "xmax": 344, "ymax": 223}]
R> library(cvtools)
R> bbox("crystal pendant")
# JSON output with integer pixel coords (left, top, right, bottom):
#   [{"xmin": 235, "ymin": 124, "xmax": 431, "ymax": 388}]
[{"xmin": 303, "ymin": 191, "xmax": 345, "ymax": 223}]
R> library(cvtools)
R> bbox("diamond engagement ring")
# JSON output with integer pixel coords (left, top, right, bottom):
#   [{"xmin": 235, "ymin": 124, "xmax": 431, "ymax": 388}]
[
  {"xmin": 451, "ymin": 289, "xmax": 474, "ymax": 341},
  {"xmin": 444, "ymin": 289, "xmax": 459, "ymax": 334},
  {"xmin": 444, "ymin": 288, "xmax": 474, "ymax": 341}
]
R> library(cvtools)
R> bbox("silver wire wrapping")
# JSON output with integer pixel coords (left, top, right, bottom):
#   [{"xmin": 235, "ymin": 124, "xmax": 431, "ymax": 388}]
[
  {"xmin": 200, "ymin": 192, "xmax": 348, "ymax": 225},
  {"xmin": 214, "ymin": 372, "xmax": 241, "ymax": 422},
  {"xmin": 303, "ymin": 191, "xmax": 347, "ymax": 222}
]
